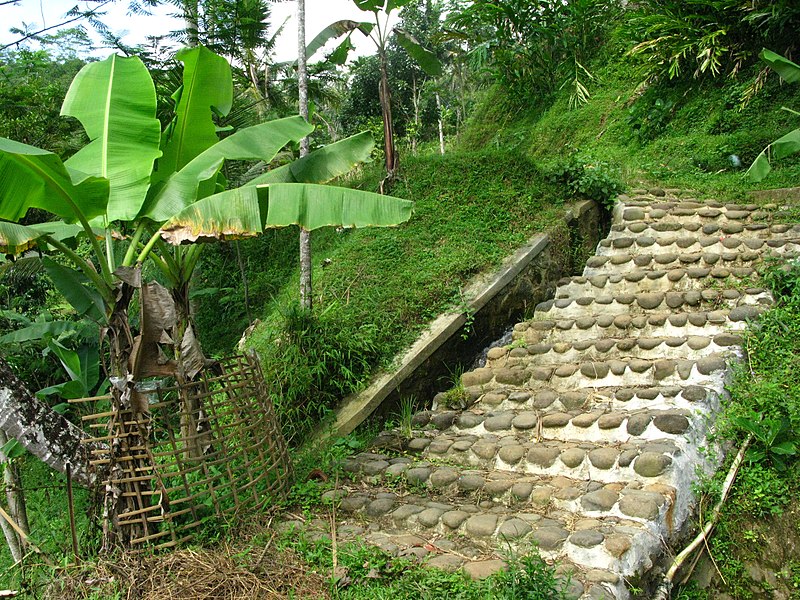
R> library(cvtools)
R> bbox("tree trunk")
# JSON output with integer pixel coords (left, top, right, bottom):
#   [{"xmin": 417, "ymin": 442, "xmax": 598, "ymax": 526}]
[
  {"xmin": 0, "ymin": 429, "xmax": 28, "ymax": 562},
  {"xmin": 436, "ymin": 92, "xmax": 445, "ymax": 155},
  {"xmin": 0, "ymin": 505, "xmax": 21, "ymax": 563},
  {"xmin": 0, "ymin": 431, "xmax": 28, "ymax": 537},
  {"xmin": 379, "ymin": 51, "xmax": 397, "ymax": 177},
  {"xmin": 298, "ymin": 0, "xmax": 312, "ymax": 311},
  {"xmin": 411, "ymin": 76, "xmax": 420, "ymax": 154},
  {"xmin": 0, "ymin": 431, "xmax": 22, "ymax": 562},
  {"xmin": 0, "ymin": 358, "xmax": 99, "ymax": 488},
  {"xmin": 184, "ymin": 0, "xmax": 200, "ymax": 46}
]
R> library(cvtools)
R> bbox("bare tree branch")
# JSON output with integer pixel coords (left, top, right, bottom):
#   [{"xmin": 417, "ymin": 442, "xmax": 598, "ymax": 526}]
[{"xmin": 1, "ymin": 0, "xmax": 114, "ymax": 51}]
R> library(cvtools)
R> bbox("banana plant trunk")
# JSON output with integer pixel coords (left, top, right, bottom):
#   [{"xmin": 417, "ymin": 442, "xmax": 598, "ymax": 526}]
[
  {"xmin": 102, "ymin": 281, "xmax": 153, "ymax": 550},
  {"xmin": 172, "ymin": 283, "xmax": 209, "ymax": 459},
  {"xmin": 379, "ymin": 52, "xmax": 397, "ymax": 177}
]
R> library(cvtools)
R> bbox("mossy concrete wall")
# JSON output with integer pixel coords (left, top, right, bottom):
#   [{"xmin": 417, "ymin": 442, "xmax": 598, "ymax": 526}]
[{"xmin": 322, "ymin": 199, "xmax": 604, "ymax": 439}]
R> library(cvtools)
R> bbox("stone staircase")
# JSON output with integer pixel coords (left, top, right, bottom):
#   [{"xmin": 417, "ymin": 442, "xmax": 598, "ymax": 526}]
[{"xmin": 293, "ymin": 191, "xmax": 796, "ymax": 599}]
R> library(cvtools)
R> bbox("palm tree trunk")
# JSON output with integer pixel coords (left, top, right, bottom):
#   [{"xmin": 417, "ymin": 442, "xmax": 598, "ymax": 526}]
[
  {"xmin": 436, "ymin": 92, "xmax": 445, "ymax": 155},
  {"xmin": 184, "ymin": 0, "xmax": 200, "ymax": 46},
  {"xmin": 0, "ymin": 358, "xmax": 99, "ymax": 488},
  {"xmin": 298, "ymin": 0, "xmax": 312, "ymax": 311}
]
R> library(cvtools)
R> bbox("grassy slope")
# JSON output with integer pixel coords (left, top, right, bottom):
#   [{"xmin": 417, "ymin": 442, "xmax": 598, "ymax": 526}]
[
  {"xmin": 195, "ymin": 150, "xmax": 570, "ymax": 441},
  {"xmin": 462, "ymin": 34, "xmax": 800, "ymax": 199},
  {"xmin": 193, "ymin": 32, "xmax": 800, "ymax": 446}
]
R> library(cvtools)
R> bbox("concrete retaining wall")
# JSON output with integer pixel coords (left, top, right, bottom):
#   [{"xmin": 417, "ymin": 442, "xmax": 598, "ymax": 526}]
[{"xmin": 323, "ymin": 199, "xmax": 604, "ymax": 438}]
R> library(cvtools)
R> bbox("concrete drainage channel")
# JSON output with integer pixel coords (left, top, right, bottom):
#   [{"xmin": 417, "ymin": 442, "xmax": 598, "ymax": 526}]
[{"xmin": 300, "ymin": 189, "xmax": 796, "ymax": 598}]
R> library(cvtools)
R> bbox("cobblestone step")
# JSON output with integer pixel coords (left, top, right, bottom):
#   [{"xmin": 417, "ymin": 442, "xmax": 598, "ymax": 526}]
[
  {"xmin": 596, "ymin": 235, "xmax": 800, "ymax": 257},
  {"xmin": 619, "ymin": 202, "xmax": 768, "ymax": 226},
  {"xmin": 482, "ymin": 333, "xmax": 740, "ymax": 364},
  {"xmin": 555, "ymin": 268, "xmax": 758, "ymax": 297},
  {"xmin": 511, "ymin": 309, "xmax": 759, "ymax": 344},
  {"xmin": 338, "ymin": 460, "xmax": 677, "ymax": 529},
  {"xmin": 583, "ymin": 251, "xmax": 796, "ymax": 275},
  {"xmin": 533, "ymin": 289, "xmax": 770, "ymax": 320},
  {"xmin": 457, "ymin": 353, "xmax": 731, "ymax": 394},
  {"xmin": 395, "ymin": 432, "xmax": 685, "ymax": 485},
  {"xmin": 398, "ymin": 405, "xmax": 701, "ymax": 446},
  {"xmin": 607, "ymin": 220, "xmax": 800, "ymax": 240},
  {"xmin": 450, "ymin": 384, "xmax": 718, "ymax": 413}
]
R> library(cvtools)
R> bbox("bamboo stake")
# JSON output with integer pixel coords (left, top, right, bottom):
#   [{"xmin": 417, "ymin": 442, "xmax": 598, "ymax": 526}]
[
  {"xmin": 653, "ymin": 436, "xmax": 752, "ymax": 600},
  {"xmin": 66, "ymin": 464, "xmax": 79, "ymax": 561},
  {"xmin": 0, "ymin": 505, "xmax": 26, "ymax": 543}
]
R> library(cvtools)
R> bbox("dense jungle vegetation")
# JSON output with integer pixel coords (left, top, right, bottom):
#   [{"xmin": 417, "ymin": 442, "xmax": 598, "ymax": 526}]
[{"xmin": 1, "ymin": 0, "xmax": 800, "ymax": 597}]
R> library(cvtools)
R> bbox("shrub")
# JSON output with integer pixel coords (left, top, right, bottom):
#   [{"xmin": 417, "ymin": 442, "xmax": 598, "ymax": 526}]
[
  {"xmin": 257, "ymin": 304, "xmax": 382, "ymax": 444},
  {"xmin": 545, "ymin": 153, "xmax": 625, "ymax": 209},
  {"xmin": 627, "ymin": 0, "xmax": 800, "ymax": 84},
  {"xmin": 447, "ymin": 0, "xmax": 621, "ymax": 105}
]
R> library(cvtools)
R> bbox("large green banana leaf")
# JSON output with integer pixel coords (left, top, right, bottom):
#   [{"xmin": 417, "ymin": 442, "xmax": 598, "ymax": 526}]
[
  {"xmin": 0, "ymin": 320, "xmax": 81, "ymax": 346},
  {"xmin": 42, "ymin": 258, "xmax": 107, "ymax": 322},
  {"xmin": 248, "ymin": 132, "xmax": 374, "ymax": 185},
  {"xmin": 61, "ymin": 55, "xmax": 162, "ymax": 222},
  {"xmin": 0, "ymin": 221, "xmax": 48, "ymax": 254},
  {"xmin": 156, "ymin": 46, "xmax": 233, "ymax": 180},
  {"xmin": 159, "ymin": 183, "xmax": 413, "ymax": 244},
  {"xmin": 748, "ymin": 128, "xmax": 800, "ymax": 182},
  {"xmin": 394, "ymin": 28, "xmax": 442, "ymax": 77},
  {"xmin": 747, "ymin": 49, "xmax": 800, "ymax": 182},
  {"xmin": 760, "ymin": 49, "xmax": 800, "ymax": 84},
  {"xmin": 140, "ymin": 116, "xmax": 313, "ymax": 222},
  {"xmin": 305, "ymin": 20, "xmax": 374, "ymax": 60},
  {"xmin": 0, "ymin": 138, "xmax": 109, "ymax": 223}
]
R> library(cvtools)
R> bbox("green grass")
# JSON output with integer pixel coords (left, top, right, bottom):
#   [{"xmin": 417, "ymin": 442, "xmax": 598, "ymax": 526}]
[
  {"xmin": 0, "ymin": 457, "xmax": 95, "ymax": 593},
  {"xmin": 194, "ymin": 149, "xmax": 572, "ymax": 442}
]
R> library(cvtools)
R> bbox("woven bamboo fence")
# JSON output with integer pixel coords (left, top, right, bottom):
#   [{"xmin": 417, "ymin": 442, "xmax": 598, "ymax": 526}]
[{"xmin": 70, "ymin": 354, "xmax": 292, "ymax": 549}]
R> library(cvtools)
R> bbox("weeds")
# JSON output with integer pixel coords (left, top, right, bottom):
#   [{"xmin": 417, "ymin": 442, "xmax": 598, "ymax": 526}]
[
  {"xmin": 279, "ymin": 528, "xmax": 570, "ymax": 600},
  {"xmin": 545, "ymin": 152, "xmax": 626, "ymax": 210},
  {"xmin": 676, "ymin": 255, "xmax": 800, "ymax": 597}
]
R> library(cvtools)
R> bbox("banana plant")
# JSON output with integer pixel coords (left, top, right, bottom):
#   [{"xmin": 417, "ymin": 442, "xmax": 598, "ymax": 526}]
[
  {"xmin": 303, "ymin": 4, "xmax": 442, "ymax": 177},
  {"xmin": 0, "ymin": 45, "xmax": 413, "ymax": 501},
  {"xmin": 748, "ymin": 49, "xmax": 800, "ymax": 182}
]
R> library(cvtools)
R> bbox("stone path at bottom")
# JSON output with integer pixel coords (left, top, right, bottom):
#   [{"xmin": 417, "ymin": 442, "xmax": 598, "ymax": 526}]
[{"xmin": 283, "ymin": 190, "xmax": 797, "ymax": 599}]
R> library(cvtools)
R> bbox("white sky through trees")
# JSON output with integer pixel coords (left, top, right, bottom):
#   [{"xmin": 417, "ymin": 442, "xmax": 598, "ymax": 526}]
[{"xmin": 0, "ymin": 0, "xmax": 391, "ymax": 61}]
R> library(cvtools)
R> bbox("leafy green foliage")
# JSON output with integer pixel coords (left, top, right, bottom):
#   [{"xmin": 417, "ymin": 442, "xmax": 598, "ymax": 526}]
[
  {"xmin": 0, "ymin": 49, "xmax": 86, "ymax": 157},
  {"xmin": 729, "ymin": 411, "xmax": 798, "ymax": 472},
  {"xmin": 626, "ymin": 97, "xmax": 675, "ymax": 141},
  {"xmin": 448, "ymin": 0, "xmax": 620, "ymax": 104},
  {"xmin": 545, "ymin": 154, "xmax": 625, "ymax": 209},
  {"xmin": 748, "ymin": 50, "xmax": 800, "ymax": 182},
  {"xmin": 627, "ymin": 0, "xmax": 800, "ymax": 84},
  {"xmin": 258, "ymin": 304, "xmax": 383, "ymax": 443},
  {"xmin": 688, "ymin": 255, "xmax": 800, "ymax": 597}
]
